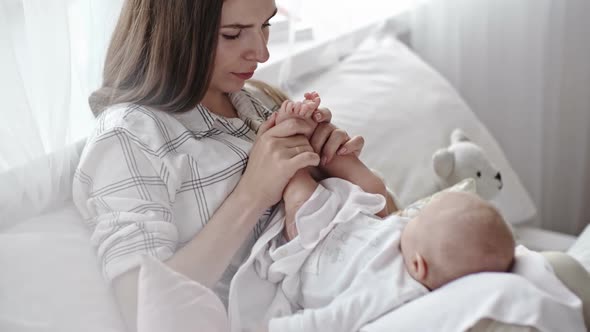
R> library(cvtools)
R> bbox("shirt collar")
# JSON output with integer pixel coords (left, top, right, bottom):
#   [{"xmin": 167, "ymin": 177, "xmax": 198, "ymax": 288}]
[{"xmin": 171, "ymin": 89, "xmax": 271, "ymax": 135}]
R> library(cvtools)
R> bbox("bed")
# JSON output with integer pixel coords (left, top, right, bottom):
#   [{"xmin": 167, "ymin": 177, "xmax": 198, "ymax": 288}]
[{"xmin": 0, "ymin": 22, "xmax": 588, "ymax": 332}]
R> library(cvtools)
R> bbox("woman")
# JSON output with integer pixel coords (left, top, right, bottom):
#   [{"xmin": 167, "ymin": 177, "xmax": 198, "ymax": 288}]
[{"xmin": 73, "ymin": 0, "xmax": 378, "ymax": 330}]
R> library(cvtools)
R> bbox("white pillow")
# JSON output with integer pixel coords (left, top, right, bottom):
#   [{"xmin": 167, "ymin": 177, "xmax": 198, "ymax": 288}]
[
  {"xmin": 1, "ymin": 203, "xmax": 230, "ymax": 332},
  {"xmin": 0, "ymin": 205, "xmax": 125, "ymax": 332},
  {"xmin": 0, "ymin": 139, "xmax": 85, "ymax": 228},
  {"xmin": 360, "ymin": 247, "xmax": 586, "ymax": 332},
  {"xmin": 137, "ymin": 255, "xmax": 229, "ymax": 332},
  {"xmin": 568, "ymin": 225, "xmax": 590, "ymax": 272},
  {"xmin": 288, "ymin": 33, "xmax": 536, "ymax": 225}
]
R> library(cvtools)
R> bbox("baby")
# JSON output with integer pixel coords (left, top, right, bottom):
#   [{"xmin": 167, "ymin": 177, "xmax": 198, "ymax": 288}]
[{"xmin": 265, "ymin": 93, "xmax": 516, "ymax": 331}]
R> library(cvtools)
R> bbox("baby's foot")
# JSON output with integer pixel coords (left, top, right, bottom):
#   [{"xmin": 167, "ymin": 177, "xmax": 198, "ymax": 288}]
[{"xmin": 275, "ymin": 92, "xmax": 321, "ymax": 138}]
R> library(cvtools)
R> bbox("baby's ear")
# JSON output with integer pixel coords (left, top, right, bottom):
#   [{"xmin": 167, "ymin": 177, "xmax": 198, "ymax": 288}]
[{"xmin": 412, "ymin": 253, "xmax": 428, "ymax": 282}]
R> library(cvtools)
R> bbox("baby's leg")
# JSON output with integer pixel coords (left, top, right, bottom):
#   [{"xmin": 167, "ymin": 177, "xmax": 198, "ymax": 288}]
[
  {"xmin": 320, "ymin": 154, "xmax": 394, "ymax": 217},
  {"xmin": 282, "ymin": 170, "xmax": 319, "ymax": 241},
  {"xmin": 276, "ymin": 94, "xmax": 322, "ymax": 241}
]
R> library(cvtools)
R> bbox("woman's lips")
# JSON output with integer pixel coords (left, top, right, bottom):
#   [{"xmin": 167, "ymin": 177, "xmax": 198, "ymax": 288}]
[{"xmin": 232, "ymin": 72, "xmax": 254, "ymax": 80}]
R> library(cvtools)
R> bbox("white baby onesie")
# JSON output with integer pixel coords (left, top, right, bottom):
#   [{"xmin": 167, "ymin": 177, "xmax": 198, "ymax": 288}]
[
  {"xmin": 263, "ymin": 178, "xmax": 428, "ymax": 332},
  {"xmin": 229, "ymin": 177, "xmax": 423, "ymax": 332}
]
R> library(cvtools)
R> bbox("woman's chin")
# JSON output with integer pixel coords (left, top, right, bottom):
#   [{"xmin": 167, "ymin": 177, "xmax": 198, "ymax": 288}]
[
  {"xmin": 223, "ymin": 81, "xmax": 246, "ymax": 94},
  {"xmin": 211, "ymin": 76, "xmax": 247, "ymax": 94}
]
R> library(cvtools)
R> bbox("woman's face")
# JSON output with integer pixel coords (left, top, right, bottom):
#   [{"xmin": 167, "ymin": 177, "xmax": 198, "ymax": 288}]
[{"xmin": 210, "ymin": 0, "xmax": 276, "ymax": 94}]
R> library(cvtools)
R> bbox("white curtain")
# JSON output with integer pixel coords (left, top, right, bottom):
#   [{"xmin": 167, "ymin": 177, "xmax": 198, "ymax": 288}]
[
  {"xmin": 410, "ymin": 0, "xmax": 590, "ymax": 235},
  {"xmin": 0, "ymin": 0, "xmax": 121, "ymax": 223}
]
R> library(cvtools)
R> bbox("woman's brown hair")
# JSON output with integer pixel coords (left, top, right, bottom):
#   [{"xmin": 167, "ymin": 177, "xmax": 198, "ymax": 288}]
[
  {"xmin": 89, "ymin": 0, "xmax": 222, "ymax": 115},
  {"xmin": 247, "ymin": 79, "xmax": 290, "ymax": 106}
]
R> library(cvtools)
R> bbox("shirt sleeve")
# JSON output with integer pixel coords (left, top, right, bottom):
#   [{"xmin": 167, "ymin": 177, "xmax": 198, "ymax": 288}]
[{"xmin": 73, "ymin": 126, "xmax": 178, "ymax": 282}]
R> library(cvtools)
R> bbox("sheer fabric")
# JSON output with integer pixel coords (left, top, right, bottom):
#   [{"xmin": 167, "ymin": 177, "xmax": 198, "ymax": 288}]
[{"xmin": 0, "ymin": 0, "xmax": 122, "ymax": 223}]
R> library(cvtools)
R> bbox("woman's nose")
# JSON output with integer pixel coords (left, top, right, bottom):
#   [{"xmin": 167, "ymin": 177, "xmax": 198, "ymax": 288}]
[{"xmin": 245, "ymin": 31, "xmax": 270, "ymax": 63}]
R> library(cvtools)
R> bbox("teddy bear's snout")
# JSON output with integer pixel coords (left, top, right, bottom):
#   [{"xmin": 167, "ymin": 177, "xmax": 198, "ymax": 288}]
[{"xmin": 495, "ymin": 172, "xmax": 503, "ymax": 189}]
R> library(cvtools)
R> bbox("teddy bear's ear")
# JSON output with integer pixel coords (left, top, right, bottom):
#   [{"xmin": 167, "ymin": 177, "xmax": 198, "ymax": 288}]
[
  {"xmin": 451, "ymin": 129, "xmax": 470, "ymax": 144},
  {"xmin": 433, "ymin": 149, "xmax": 455, "ymax": 179}
]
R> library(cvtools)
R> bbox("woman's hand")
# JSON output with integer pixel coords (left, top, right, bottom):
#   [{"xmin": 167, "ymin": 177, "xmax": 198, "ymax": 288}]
[
  {"xmin": 237, "ymin": 112, "xmax": 320, "ymax": 210},
  {"xmin": 309, "ymin": 111, "xmax": 365, "ymax": 166}
]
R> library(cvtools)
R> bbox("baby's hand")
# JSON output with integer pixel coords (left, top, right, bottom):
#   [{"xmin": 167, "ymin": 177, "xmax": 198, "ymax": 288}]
[{"xmin": 276, "ymin": 92, "xmax": 321, "ymax": 139}]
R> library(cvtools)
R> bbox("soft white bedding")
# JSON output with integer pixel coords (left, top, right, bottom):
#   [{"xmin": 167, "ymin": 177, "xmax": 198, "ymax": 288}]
[
  {"xmin": 6, "ymin": 207, "xmax": 590, "ymax": 332},
  {"xmin": 569, "ymin": 225, "xmax": 590, "ymax": 272},
  {"xmin": 0, "ymin": 204, "xmax": 125, "ymax": 332},
  {"xmin": 362, "ymin": 246, "xmax": 586, "ymax": 332}
]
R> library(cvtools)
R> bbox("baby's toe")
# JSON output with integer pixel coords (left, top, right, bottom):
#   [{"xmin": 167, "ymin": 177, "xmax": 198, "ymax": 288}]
[
  {"xmin": 293, "ymin": 102, "xmax": 303, "ymax": 115},
  {"xmin": 279, "ymin": 100, "xmax": 290, "ymax": 113},
  {"xmin": 287, "ymin": 101, "xmax": 297, "ymax": 114},
  {"xmin": 312, "ymin": 96, "xmax": 321, "ymax": 106}
]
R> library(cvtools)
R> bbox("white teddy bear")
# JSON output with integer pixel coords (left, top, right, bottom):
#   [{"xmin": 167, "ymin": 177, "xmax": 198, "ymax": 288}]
[{"xmin": 432, "ymin": 129, "xmax": 503, "ymax": 200}]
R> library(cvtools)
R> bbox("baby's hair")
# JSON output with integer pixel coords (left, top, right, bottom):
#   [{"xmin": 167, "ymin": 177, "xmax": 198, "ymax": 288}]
[
  {"xmin": 413, "ymin": 192, "xmax": 516, "ymax": 288},
  {"xmin": 436, "ymin": 201, "xmax": 515, "ymax": 280}
]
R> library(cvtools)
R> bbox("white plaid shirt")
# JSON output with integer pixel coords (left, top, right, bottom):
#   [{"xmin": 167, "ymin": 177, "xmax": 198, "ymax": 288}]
[{"xmin": 73, "ymin": 89, "xmax": 278, "ymax": 303}]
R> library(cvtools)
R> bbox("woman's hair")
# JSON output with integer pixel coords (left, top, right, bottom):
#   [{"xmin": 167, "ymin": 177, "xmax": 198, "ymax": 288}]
[
  {"xmin": 247, "ymin": 79, "xmax": 290, "ymax": 105},
  {"xmin": 89, "ymin": 0, "xmax": 223, "ymax": 115}
]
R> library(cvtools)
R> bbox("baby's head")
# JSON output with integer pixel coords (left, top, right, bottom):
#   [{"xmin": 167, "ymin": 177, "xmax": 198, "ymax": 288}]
[{"xmin": 400, "ymin": 191, "xmax": 515, "ymax": 290}]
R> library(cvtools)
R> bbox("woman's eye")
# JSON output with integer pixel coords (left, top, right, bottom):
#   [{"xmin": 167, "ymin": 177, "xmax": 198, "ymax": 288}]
[
  {"xmin": 222, "ymin": 33, "xmax": 241, "ymax": 40},
  {"xmin": 263, "ymin": 23, "xmax": 272, "ymax": 29}
]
